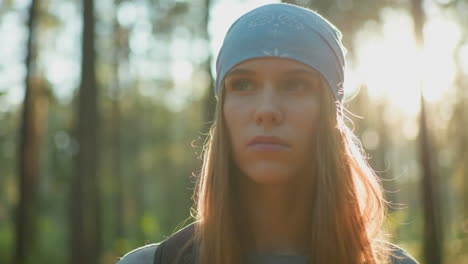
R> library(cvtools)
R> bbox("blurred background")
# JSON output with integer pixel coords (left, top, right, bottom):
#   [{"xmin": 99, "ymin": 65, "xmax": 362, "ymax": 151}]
[{"xmin": 0, "ymin": 0, "xmax": 467, "ymax": 263}]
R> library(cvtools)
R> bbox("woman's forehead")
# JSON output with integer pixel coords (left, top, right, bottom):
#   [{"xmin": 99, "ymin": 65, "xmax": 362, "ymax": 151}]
[{"xmin": 227, "ymin": 57, "xmax": 320, "ymax": 76}]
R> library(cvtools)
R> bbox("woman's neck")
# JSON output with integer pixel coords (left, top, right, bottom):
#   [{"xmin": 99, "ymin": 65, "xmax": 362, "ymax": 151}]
[{"xmin": 240, "ymin": 175, "xmax": 313, "ymax": 256}]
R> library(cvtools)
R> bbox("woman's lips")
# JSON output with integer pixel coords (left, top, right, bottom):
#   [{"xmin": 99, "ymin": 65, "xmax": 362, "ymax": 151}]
[{"xmin": 247, "ymin": 136, "xmax": 290, "ymax": 152}]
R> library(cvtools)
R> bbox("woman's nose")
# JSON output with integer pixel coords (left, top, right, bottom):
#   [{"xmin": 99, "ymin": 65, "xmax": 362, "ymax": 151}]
[{"xmin": 254, "ymin": 88, "xmax": 283, "ymax": 127}]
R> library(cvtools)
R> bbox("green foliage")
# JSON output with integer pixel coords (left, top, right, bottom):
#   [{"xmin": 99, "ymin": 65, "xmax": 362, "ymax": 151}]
[
  {"xmin": 139, "ymin": 213, "xmax": 160, "ymax": 238},
  {"xmin": 0, "ymin": 223, "xmax": 13, "ymax": 263}
]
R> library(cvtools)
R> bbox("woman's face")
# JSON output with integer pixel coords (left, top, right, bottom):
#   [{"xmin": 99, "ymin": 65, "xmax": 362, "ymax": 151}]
[{"xmin": 223, "ymin": 57, "xmax": 321, "ymax": 185}]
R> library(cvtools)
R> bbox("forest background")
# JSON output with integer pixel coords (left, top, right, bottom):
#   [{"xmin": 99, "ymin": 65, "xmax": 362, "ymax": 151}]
[{"xmin": 0, "ymin": 0, "xmax": 467, "ymax": 263}]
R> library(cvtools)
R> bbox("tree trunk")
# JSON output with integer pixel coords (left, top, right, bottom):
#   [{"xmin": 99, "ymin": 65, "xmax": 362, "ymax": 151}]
[
  {"xmin": 202, "ymin": 0, "xmax": 215, "ymax": 126},
  {"xmin": 281, "ymin": 0, "xmax": 299, "ymax": 4},
  {"xmin": 70, "ymin": 0, "xmax": 101, "ymax": 263},
  {"xmin": 14, "ymin": 0, "xmax": 43, "ymax": 263},
  {"xmin": 112, "ymin": 0, "xmax": 125, "ymax": 243},
  {"xmin": 450, "ymin": 36, "xmax": 467, "ymax": 263},
  {"xmin": 411, "ymin": 0, "xmax": 443, "ymax": 263}
]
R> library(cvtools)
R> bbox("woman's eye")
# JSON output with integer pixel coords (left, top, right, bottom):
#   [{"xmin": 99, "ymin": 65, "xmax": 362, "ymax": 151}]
[
  {"xmin": 285, "ymin": 79, "xmax": 308, "ymax": 91},
  {"xmin": 230, "ymin": 79, "xmax": 253, "ymax": 91}
]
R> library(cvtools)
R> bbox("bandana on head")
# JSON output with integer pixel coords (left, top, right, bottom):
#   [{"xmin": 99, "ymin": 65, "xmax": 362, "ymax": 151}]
[{"xmin": 215, "ymin": 3, "xmax": 347, "ymax": 102}]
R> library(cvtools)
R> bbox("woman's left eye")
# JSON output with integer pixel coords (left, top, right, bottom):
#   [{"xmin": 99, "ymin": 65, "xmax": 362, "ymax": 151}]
[
  {"xmin": 229, "ymin": 79, "xmax": 253, "ymax": 91},
  {"xmin": 285, "ymin": 79, "xmax": 309, "ymax": 91}
]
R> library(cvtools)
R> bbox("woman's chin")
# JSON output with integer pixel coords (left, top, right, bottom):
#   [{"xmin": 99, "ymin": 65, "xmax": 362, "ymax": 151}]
[{"xmin": 244, "ymin": 168, "xmax": 294, "ymax": 185}]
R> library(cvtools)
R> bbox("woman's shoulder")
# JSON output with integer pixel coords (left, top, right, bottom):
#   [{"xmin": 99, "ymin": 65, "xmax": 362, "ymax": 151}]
[
  {"xmin": 116, "ymin": 222, "xmax": 196, "ymax": 264},
  {"xmin": 386, "ymin": 242, "xmax": 419, "ymax": 264},
  {"xmin": 116, "ymin": 243, "xmax": 160, "ymax": 264}
]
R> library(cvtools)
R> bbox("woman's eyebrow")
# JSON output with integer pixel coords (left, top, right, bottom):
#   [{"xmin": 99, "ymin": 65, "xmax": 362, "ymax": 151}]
[
  {"xmin": 226, "ymin": 68, "xmax": 254, "ymax": 77},
  {"xmin": 283, "ymin": 69, "xmax": 319, "ymax": 76}
]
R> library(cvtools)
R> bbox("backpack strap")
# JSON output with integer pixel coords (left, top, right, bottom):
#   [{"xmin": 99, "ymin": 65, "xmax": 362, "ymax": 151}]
[
  {"xmin": 153, "ymin": 240, "xmax": 166, "ymax": 264},
  {"xmin": 153, "ymin": 223, "xmax": 196, "ymax": 264}
]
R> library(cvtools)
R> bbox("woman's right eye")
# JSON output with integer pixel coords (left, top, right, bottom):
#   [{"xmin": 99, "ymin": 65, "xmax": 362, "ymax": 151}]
[{"xmin": 229, "ymin": 79, "xmax": 253, "ymax": 91}]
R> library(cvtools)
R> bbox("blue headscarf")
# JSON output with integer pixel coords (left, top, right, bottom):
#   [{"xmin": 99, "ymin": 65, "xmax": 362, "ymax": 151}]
[{"xmin": 215, "ymin": 3, "xmax": 347, "ymax": 102}]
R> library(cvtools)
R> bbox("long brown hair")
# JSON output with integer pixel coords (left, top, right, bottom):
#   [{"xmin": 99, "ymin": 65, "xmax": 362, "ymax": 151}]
[{"xmin": 191, "ymin": 76, "xmax": 394, "ymax": 264}]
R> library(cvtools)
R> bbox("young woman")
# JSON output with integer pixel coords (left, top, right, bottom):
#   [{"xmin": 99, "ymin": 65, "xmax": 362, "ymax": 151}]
[{"xmin": 117, "ymin": 3, "xmax": 419, "ymax": 264}]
